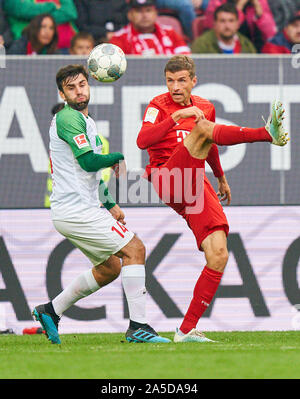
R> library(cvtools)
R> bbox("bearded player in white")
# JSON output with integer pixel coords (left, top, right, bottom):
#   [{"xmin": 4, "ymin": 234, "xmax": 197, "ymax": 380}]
[{"xmin": 32, "ymin": 64, "xmax": 170, "ymax": 344}]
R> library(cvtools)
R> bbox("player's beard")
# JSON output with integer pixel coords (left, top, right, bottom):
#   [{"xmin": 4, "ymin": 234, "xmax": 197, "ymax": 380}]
[
  {"xmin": 68, "ymin": 97, "xmax": 90, "ymax": 111},
  {"xmin": 65, "ymin": 92, "xmax": 90, "ymax": 112},
  {"xmin": 219, "ymin": 31, "xmax": 235, "ymax": 42}
]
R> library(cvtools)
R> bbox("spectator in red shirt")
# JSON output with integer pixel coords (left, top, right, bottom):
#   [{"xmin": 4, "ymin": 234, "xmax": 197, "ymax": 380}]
[
  {"xmin": 262, "ymin": 11, "xmax": 300, "ymax": 54},
  {"xmin": 109, "ymin": 0, "xmax": 190, "ymax": 55}
]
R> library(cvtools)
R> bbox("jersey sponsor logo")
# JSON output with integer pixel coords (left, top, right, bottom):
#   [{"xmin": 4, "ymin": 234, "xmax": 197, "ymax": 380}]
[
  {"xmin": 144, "ymin": 107, "xmax": 159, "ymax": 124},
  {"xmin": 201, "ymin": 300, "xmax": 210, "ymax": 307},
  {"xmin": 73, "ymin": 134, "xmax": 89, "ymax": 149},
  {"xmin": 176, "ymin": 130, "xmax": 190, "ymax": 142}
]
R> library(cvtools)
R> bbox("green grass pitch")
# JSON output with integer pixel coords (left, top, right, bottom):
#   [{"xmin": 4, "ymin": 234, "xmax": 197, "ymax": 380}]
[{"xmin": 0, "ymin": 331, "xmax": 300, "ymax": 379}]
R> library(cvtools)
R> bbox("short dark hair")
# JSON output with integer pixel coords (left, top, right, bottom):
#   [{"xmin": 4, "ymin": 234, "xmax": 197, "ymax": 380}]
[
  {"xmin": 70, "ymin": 32, "xmax": 95, "ymax": 50},
  {"xmin": 56, "ymin": 64, "xmax": 89, "ymax": 92},
  {"xmin": 214, "ymin": 3, "xmax": 239, "ymax": 21},
  {"xmin": 164, "ymin": 55, "xmax": 196, "ymax": 79},
  {"xmin": 288, "ymin": 11, "xmax": 300, "ymax": 25}
]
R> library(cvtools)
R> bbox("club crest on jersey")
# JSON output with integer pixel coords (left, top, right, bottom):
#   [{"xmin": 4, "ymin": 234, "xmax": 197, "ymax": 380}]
[
  {"xmin": 144, "ymin": 107, "xmax": 159, "ymax": 124},
  {"xmin": 73, "ymin": 134, "xmax": 89, "ymax": 149}
]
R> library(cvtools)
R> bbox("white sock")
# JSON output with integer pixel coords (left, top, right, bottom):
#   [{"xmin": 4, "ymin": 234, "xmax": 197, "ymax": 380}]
[
  {"xmin": 121, "ymin": 264, "xmax": 147, "ymax": 324},
  {"xmin": 52, "ymin": 269, "xmax": 100, "ymax": 316}
]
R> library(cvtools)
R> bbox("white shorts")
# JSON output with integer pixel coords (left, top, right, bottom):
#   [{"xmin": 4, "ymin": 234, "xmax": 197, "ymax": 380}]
[{"xmin": 53, "ymin": 209, "xmax": 134, "ymax": 266}]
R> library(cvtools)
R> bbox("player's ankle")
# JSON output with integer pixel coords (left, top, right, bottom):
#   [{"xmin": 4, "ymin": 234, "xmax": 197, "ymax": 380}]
[
  {"xmin": 45, "ymin": 301, "xmax": 57, "ymax": 316},
  {"xmin": 179, "ymin": 326, "xmax": 193, "ymax": 335},
  {"xmin": 129, "ymin": 320, "xmax": 147, "ymax": 330}
]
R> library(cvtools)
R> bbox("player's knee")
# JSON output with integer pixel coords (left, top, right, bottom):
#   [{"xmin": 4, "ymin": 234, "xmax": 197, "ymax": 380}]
[
  {"xmin": 195, "ymin": 120, "xmax": 210, "ymax": 138},
  {"xmin": 209, "ymin": 247, "xmax": 229, "ymax": 272},
  {"xmin": 123, "ymin": 235, "xmax": 146, "ymax": 263},
  {"xmin": 216, "ymin": 247, "xmax": 229, "ymax": 271}
]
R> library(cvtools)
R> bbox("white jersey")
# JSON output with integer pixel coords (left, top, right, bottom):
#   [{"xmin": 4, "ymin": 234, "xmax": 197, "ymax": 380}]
[{"xmin": 49, "ymin": 104, "xmax": 104, "ymax": 221}]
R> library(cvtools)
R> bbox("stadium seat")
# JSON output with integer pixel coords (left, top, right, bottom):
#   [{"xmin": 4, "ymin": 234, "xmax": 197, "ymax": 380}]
[
  {"xmin": 156, "ymin": 15, "xmax": 185, "ymax": 38},
  {"xmin": 192, "ymin": 15, "xmax": 206, "ymax": 40},
  {"xmin": 157, "ymin": 7, "xmax": 178, "ymax": 17}
]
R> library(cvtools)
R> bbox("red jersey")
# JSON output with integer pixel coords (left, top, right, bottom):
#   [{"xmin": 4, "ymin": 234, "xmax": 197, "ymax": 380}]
[
  {"xmin": 110, "ymin": 23, "xmax": 190, "ymax": 55},
  {"xmin": 261, "ymin": 42, "xmax": 291, "ymax": 54},
  {"xmin": 138, "ymin": 92, "xmax": 216, "ymax": 178},
  {"xmin": 137, "ymin": 92, "xmax": 228, "ymax": 248}
]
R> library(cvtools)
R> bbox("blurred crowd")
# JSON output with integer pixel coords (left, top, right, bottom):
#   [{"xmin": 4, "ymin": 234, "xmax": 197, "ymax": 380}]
[{"xmin": 1, "ymin": 0, "xmax": 300, "ymax": 56}]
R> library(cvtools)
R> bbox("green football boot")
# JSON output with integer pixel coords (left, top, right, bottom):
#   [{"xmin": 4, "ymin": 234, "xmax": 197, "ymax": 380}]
[{"xmin": 264, "ymin": 100, "xmax": 289, "ymax": 146}]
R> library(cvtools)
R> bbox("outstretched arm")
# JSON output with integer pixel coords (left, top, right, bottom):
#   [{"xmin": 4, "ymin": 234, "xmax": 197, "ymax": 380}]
[
  {"xmin": 137, "ymin": 116, "xmax": 176, "ymax": 149},
  {"xmin": 137, "ymin": 105, "xmax": 205, "ymax": 150},
  {"xmin": 77, "ymin": 150, "xmax": 124, "ymax": 172}
]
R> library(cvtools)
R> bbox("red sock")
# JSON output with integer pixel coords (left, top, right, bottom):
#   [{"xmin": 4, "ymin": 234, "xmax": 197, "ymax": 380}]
[
  {"xmin": 180, "ymin": 266, "xmax": 223, "ymax": 334},
  {"xmin": 213, "ymin": 125, "xmax": 272, "ymax": 146}
]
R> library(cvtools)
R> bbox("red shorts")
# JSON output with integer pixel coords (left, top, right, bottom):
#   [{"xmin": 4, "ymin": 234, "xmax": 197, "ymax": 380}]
[{"xmin": 150, "ymin": 144, "xmax": 229, "ymax": 250}]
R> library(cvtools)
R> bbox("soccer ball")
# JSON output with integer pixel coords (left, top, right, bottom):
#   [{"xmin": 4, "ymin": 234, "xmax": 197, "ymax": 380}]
[{"xmin": 87, "ymin": 43, "xmax": 127, "ymax": 83}]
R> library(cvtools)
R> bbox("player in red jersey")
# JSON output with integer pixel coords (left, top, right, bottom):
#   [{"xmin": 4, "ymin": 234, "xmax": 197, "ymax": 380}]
[{"xmin": 137, "ymin": 55, "xmax": 288, "ymax": 342}]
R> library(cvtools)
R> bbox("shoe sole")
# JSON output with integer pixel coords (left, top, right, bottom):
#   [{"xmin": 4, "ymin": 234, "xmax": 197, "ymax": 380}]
[
  {"xmin": 32, "ymin": 309, "xmax": 61, "ymax": 344},
  {"xmin": 269, "ymin": 101, "xmax": 289, "ymax": 146},
  {"xmin": 174, "ymin": 332, "xmax": 215, "ymax": 343},
  {"xmin": 126, "ymin": 336, "xmax": 171, "ymax": 343},
  {"xmin": 174, "ymin": 337, "xmax": 215, "ymax": 343}
]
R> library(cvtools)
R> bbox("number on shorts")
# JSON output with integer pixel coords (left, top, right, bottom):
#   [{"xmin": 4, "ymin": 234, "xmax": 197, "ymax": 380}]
[{"xmin": 111, "ymin": 221, "xmax": 128, "ymax": 238}]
